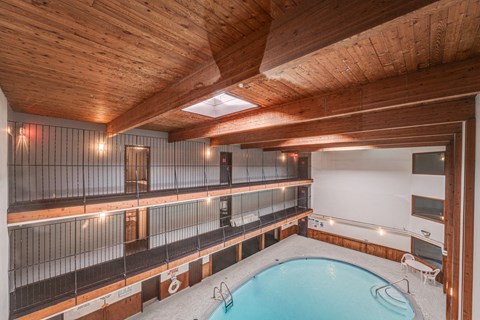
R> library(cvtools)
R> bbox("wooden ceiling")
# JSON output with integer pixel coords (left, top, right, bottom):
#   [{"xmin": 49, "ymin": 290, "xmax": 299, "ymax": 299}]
[
  {"xmin": 0, "ymin": 0, "xmax": 299, "ymax": 123},
  {"xmin": 1, "ymin": 0, "xmax": 479, "ymax": 142}
]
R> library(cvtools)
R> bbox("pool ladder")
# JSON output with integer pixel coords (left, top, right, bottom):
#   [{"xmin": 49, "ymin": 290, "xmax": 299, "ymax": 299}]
[{"xmin": 213, "ymin": 282, "xmax": 234, "ymax": 312}]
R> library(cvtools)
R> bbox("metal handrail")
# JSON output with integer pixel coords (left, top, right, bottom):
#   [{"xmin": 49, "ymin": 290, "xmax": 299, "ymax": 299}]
[
  {"xmin": 220, "ymin": 281, "xmax": 232, "ymax": 298},
  {"xmin": 375, "ymin": 278, "xmax": 410, "ymax": 296},
  {"xmin": 213, "ymin": 282, "xmax": 234, "ymax": 311},
  {"xmin": 311, "ymin": 214, "xmax": 446, "ymax": 254}
]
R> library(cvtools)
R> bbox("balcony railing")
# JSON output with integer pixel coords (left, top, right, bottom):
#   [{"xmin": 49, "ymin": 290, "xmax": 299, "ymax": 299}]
[
  {"xmin": 7, "ymin": 121, "xmax": 301, "ymax": 213},
  {"xmin": 8, "ymin": 189, "xmax": 311, "ymax": 317}
]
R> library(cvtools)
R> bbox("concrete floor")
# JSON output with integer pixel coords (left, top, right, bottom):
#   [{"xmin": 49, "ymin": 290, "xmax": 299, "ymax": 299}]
[{"xmin": 132, "ymin": 235, "xmax": 446, "ymax": 320}]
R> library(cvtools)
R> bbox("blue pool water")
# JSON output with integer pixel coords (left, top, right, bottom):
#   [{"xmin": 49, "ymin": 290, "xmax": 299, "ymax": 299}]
[{"xmin": 209, "ymin": 258, "xmax": 415, "ymax": 320}]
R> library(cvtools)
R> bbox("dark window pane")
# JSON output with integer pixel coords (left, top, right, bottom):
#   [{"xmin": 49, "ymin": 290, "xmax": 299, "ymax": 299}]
[
  {"xmin": 413, "ymin": 152, "xmax": 445, "ymax": 175},
  {"xmin": 412, "ymin": 195, "xmax": 444, "ymax": 222},
  {"xmin": 412, "ymin": 238, "xmax": 443, "ymax": 269}
]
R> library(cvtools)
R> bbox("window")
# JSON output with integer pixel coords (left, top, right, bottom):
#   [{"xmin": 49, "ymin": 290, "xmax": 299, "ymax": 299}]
[
  {"xmin": 412, "ymin": 152, "xmax": 445, "ymax": 175},
  {"xmin": 412, "ymin": 195, "xmax": 444, "ymax": 222},
  {"xmin": 412, "ymin": 237, "xmax": 443, "ymax": 269}
]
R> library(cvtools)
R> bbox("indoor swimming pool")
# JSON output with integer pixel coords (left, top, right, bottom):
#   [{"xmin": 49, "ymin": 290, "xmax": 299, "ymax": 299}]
[{"xmin": 209, "ymin": 258, "xmax": 415, "ymax": 320}]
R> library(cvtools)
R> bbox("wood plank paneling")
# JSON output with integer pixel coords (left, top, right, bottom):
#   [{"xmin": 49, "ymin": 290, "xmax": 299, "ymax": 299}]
[
  {"xmin": 104, "ymin": 292, "xmax": 142, "ymax": 320},
  {"xmin": 308, "ymin": 229, "xmax": 407, "ymax": 263},
  {"xmin": 0, "ymin": 0, "xmax": 478, "ymax": 133}
]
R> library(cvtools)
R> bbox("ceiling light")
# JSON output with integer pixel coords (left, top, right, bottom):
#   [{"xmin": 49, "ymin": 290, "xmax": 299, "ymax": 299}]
[{"xmin": 182, "ymin": 93, "xmax": 257, "ymax": 118}]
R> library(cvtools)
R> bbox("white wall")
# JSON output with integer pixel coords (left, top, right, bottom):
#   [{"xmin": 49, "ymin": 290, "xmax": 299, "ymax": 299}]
[
  {"xmin": 0, "ymin": 88, "xmax": 10, "ymax": 319},
  {"xmin": 311, "ymin": 147, "xmax": 445, "ymax": 252},
  {"xmin": 473, "ymin": 94, "xmax": 480, "ymax": 320}
]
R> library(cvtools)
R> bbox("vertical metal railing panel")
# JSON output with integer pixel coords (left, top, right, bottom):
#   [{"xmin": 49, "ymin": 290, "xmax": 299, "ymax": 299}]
[
  {"xmin": 231, "ymin": 145, "xmax": 248, "ymax": 184},
  {"xmin": 197, "ymin": 198, "xmax": 222, "ymax": 249},
  {"xmin": 165, "ymin": 202, "xmax": 199, "ymax": 260},
  {"xmin": 74, "ymin": 213, "xmax": 124, "ymax": 293},
  {"xmin": 8, "ymin": 219, "xmax": 77, "ymax": 314}
]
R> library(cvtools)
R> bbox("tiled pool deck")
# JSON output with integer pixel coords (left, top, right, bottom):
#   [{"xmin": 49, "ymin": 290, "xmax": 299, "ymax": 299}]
[{"xmin": 132, "ymin": 235, "xmax": 445, "ymax": 320}]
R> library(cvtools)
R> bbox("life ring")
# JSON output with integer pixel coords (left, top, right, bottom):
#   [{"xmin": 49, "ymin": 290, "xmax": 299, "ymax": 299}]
[{"xmin": 168, "ymin": 277, "xmax": 182, "ymax": 295}]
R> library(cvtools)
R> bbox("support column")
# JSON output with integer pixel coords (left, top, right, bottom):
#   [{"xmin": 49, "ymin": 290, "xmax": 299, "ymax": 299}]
[
  {"xmin": 472, "ymin": 94, "xmax": 480, "ymax": 320},
  {"xmin": 0, "ymin": 88, "xmax": 9, "ymax": 319},
  {"xmin": 259, "ymin": 233, "xmax": 265, "ymax": 251},
  {"xmin": 202, "ymin": 255, "xmax": 212, "ymax": 279},
  {"xmin": 236, "ymin": 243, "xmax": 242, "ymax": 262},
  {"xmin": 462, "ymin": 118, "xmax": 475, "ymax": 320}
]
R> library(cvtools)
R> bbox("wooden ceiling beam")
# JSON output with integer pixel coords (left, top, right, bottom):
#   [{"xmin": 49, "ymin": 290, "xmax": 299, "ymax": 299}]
[
  {"xmin": 291, "ymin": 141, "xmax": 450, "ymax": 152},
  {"xmin": 241, "ymin": 123, "xmax": 462, "ymax": 149},
  {"xmin": 106, "ymin": 0, "xmax": 443, "ymax": 136},
  {"xmin": 210, "ymin": 97, "xmax": 475, "ymax": 146},
  {"xmin": 170, "ymin": 57, "xmax": 480, "ymax": 142},
  {"xmin": 269, "ymin": 135, "xmax": 453, "ymax": 152}
]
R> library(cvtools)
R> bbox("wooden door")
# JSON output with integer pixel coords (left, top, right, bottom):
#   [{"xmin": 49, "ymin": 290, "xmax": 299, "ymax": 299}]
[
  {"xmin": 298, "ymin": 157, "xmax": 309, "ymax": 179},
  {"xmin": 125, "ymin": 146, "xmax": 150, "ymax": 193},
  {"xmin": 125, "ymin": 208, "xmax": 149, "ymax": 255},
  {"xmin": 219, "ymin": 196, "xmax": 232, "ymax": 227},
  {"xmin": 297, "ymin": 186, "xmax": 308, "ymax": 208},
  {"xmin": 220, "ymin": 152, "xmax": 232, "ymax": 185},
  {"xmin": 142, "ymin": 276, "xmax": 160, "ymax": 304},
  {"xmin": 298, "ymin": 217, "xmax": 308, "ymax": 237},
  {"xmin": 189, "ymin": 259, "xmax": 203, "ymax": 287}
]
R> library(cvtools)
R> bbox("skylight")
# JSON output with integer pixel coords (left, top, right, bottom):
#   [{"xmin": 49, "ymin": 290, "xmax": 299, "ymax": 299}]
[{"xmin": 182, "ymin": 93, "xmax": 257, "ymax": 118}]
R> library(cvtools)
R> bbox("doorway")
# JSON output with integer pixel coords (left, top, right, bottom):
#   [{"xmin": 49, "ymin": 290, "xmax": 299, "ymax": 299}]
[
  {"xmin": 189, "ymin": 259, "xmax": 203, "ymax": 287},
  {"xmin": 297, "ymin": 186, "xmax": 309, "ymax": 208},
  {"xmin": 298, "ymin": 217, "xmax": 308, "ymax": 237},
  {"xmin": 298, "ymin": 156, "xmax": 309, "ymax": 179},
  {"xmin": 125, "ymin": 146, "xmax": 150, "ymax": 193},
  {"xmin": 220, "ymin": 196, "xmax": 232, "ymax": 227},
  {"xmin": 125, "ymin": 208, "xmax": 149, "ymax": 255},
  {"xmin": 220, "ymin": 152, "xmax": 232, "ymax": 185},
  {"xmin": 141, "ymin": 275, "xmax": 160, "ymax": 305}
]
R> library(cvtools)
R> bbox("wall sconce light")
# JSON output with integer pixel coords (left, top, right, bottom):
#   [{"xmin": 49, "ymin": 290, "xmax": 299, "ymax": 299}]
[
  {"xmin": 281, "ymin": 187, "xmax": 285, "ymax": 191},
  {"xmin": 99, "ymin": 212, "xmax": 106, "ymax": 219},
  {"xmin": 440, "ymin": 155, "xmax": 445, "ymax": 161},
  {"xmin": 206, "ymin": 196, "xmax": 211, "ymax": 204},
  {"xmin": 98, "ymin": 142, "xmax": 106, "ymax": 152},
  {"xmin": 329, "ymin": 219, "xmax": 334, "ymax": 226},
  {"xmin": 378, "ymin": 228, "xmax": 385, "ymax": 236},
  {"xmin": 421, "ymin": 230, "xmax": 431, "ymax": 238},
  {"xmin": 280, "ymin": 154, "xmax": 286, "ymax": 162},
  {"xmin": 16, "ymin": 126, "xmax": 29, "ymax": 148},
  {"xmin": 205, "ymin": 148, "xmax": 211, "ymax": 158}
]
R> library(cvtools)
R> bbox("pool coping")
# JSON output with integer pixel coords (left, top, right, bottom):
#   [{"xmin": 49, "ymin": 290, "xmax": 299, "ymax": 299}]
[{"xmin": 204, "ymin": 256, "xmax": 424, "ymax": 320}]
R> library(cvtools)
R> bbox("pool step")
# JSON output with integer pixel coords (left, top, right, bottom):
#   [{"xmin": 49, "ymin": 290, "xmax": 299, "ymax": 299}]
[{"xmin": 371, "ymin": 285, "xmax": 409, "ymax": 316}]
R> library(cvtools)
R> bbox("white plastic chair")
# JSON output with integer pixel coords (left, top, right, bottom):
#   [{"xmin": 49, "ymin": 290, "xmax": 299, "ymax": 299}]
[
  {"xmin": 423, "ymin": 269, "xmax": 441, "ymax": 285},
  {"xmin": 400, "ymin": 253, "xmax": 415, "ymax": 272}
]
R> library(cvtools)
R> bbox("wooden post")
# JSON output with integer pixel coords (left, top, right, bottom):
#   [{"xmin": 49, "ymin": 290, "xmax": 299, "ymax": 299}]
[
  {"xmin": 259, "ymin": 233, "xmax": 265, "ymax": 251},
  {"xmin": 236, "ymin": 243, "xmax": 242, "ymax": 262}
]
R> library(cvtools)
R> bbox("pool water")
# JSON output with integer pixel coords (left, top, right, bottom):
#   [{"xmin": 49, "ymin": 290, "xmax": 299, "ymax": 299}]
[{"xmin": 209, "ymin": 258, "xmax": 415, "ymax": 320}]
